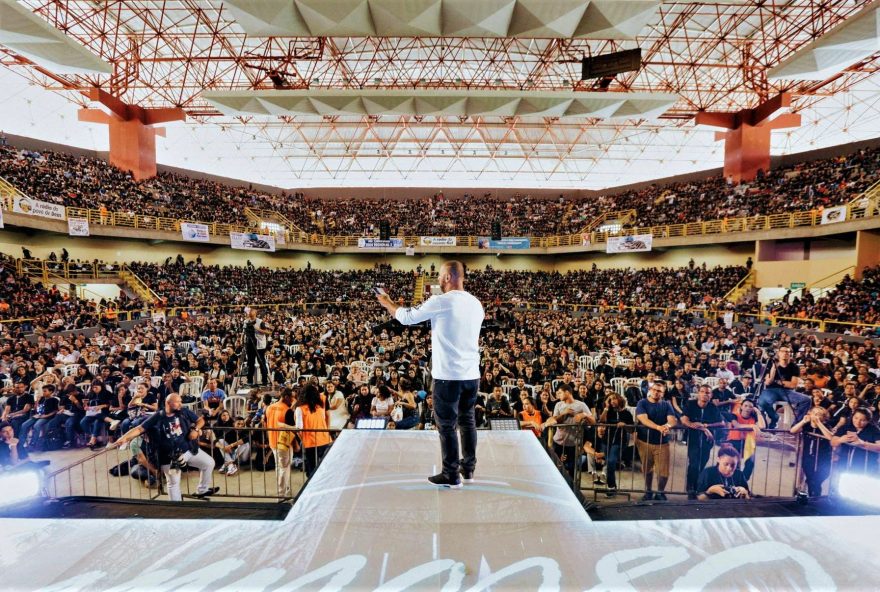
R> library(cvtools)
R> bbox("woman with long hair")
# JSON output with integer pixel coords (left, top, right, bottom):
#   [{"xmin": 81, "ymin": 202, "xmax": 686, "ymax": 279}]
[
  {"xmin": 791, "ymin": 406, "xmax": 835, "ymax": 498},
  {"xmin": 295, "ymin": 383, "xmax": 333, "ymax": 477}
]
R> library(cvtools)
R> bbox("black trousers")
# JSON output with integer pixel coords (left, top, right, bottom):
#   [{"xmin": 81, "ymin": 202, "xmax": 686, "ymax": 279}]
[
  {"xmin": 246, "ymin": 343, "xmax": 268, "ymax": 385},
  {"xmin": 686, "ymin": 436, "xmax": 713, "ymax": 493},
  {"xmin": 432, "ymin": 379, "xmax": 479, "ymax": 479}
]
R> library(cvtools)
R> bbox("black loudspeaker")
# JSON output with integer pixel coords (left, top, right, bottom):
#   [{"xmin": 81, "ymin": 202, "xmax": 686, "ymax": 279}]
[
  {"xmin": 581, "ymin": 48, "xmax": 642, "ymax": 80},
  {"xmin": 491, "ymin": 220, "xmax": 502, "ymax": 241},
  {"xmin": 379, "ymin": 220, "xmax": 390, "ymax": 241}
]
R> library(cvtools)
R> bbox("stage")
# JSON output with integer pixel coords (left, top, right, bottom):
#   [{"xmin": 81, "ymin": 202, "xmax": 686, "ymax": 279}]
[{"xmin": 3, "ymin": 430, "xmax": 880, "ymax": 590}]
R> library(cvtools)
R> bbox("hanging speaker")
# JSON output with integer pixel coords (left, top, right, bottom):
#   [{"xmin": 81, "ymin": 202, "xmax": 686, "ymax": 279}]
[
  {"xmin": 379, "ymin": 220, "xmax": 390, "ymax": 241},
  {"xmin": 491, "ymin": 220, "xmax": 502, "ymax": 241}
]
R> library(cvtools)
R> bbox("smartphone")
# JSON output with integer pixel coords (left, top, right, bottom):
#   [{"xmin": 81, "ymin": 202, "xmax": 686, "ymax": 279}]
[{"xmin": 372, "ymin": 286, "xmax": 387, "ymax": 296}]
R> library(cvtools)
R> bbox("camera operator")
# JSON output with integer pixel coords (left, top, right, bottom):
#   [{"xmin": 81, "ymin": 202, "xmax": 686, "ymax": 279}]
[
  {"xmin": 243, "ymin": 307, "xmax": 271, "ymax": 387},
  {"xmin": 696, "ymin": 443, "xmax": 751, "ymax": 500},
  {"xmin": 757, "ymin": 346, "xmax": 811, "ymax": 429},
  {"xmin": 111, "ymin": 393, "xmax": 218, "ymax": 500}
]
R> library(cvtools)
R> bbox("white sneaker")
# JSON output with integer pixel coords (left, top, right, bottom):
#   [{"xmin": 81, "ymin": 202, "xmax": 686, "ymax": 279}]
[
  {"xmin": 226, "ymin": 464, "xmax": 238, "ymax": 476},
  {"xmin": 108, "ymin": 419, "xmax": 121, "ymax": 432}
]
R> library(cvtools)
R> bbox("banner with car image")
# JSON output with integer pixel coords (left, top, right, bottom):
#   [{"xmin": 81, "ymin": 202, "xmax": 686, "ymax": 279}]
[
  {"xmin": 606, "ymin": 233, "xmax": 653, "ymax": 253},
  {"xmin": 230, "ymin": 231, "xmax": 276, "ymax": 252}
]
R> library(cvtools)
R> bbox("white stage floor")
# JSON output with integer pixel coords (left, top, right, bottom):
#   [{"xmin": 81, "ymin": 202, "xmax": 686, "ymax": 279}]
[{"xmin": 3, "ymin": 430, "xmax": 880, "ymax": 590}]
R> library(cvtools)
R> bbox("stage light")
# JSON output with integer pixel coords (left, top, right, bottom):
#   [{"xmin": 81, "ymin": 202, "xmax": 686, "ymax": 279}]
[
  {"xmin": 838, "ymin": 472, "xmax": 880, "ymax": 508},
  {"xmin": 0, "ymin": 469, "xmax": 42, "ymax": 508}
]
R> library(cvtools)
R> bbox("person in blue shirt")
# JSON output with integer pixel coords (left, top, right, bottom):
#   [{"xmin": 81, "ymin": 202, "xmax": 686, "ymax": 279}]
[{"xmin": 635, "ymin": 382, "xmax": 678, "ymax": 501}]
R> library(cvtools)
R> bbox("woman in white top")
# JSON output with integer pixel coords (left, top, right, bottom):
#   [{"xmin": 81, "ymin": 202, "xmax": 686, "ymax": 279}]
[
  {"xmin": 371, "ymin": 386, "xmax": 395, "ymax": 418},
  {"xmin": 326, "ymin": 381, "xmax": 349, "ymax": 431}
]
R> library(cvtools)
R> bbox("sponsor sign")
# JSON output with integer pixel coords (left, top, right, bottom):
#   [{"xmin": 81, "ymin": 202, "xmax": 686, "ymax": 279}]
[
  {"xmin": 419, "ymin": 236, "xmax": 457, "ymax": 247},
  {"xmin": 477, "ymin": 237, "xmax": 531, "ymax": 250},
  {"xmin": 581, "ymin": 233, "xmax": 592, "ymax": 246},
  {"xmin": 820, "ymin": 205, "xmax": 847, "ymax": 225},
  {"xmin": 180, "ymin": 222, "xmax": 210, "ymax": 242},
  {"xmin": 67, "ymin": 217, "xmax": 90, "ymax": 237},
  {"xmin": 230, "ymin": 231, "xmax": 276, "ymax": 252},
  {"xmin": 606, "ymin": 233, "xmax": 653, "ymax": 253},
  {"xmin": 12, "ymin": 196, "xmax": 66, "ymax": 220},
  {"xmin": 358, "ymin": 238, "xmax": 404, "ymax": 249},
  {"xmin": 405, "ymin": 246, "xmax": 415, "ymax": 256}
]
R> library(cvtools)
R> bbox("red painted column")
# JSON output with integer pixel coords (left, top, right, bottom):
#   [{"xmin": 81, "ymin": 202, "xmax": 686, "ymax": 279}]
[
  {"xmin": 696, "ymin": 93, "xmax": 801, "ymax": 184},
  {"xmin": 78, "ymin": 89, "xmax": 185, "ymax": 180}
]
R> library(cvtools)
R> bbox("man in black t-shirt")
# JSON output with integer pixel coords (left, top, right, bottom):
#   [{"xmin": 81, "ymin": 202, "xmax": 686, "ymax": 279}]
[
  {"xmin": 757, "ymin": 346, "xmax": 811, "ymax": 429},
  {"xmin": 2, "ymin": 383, "xmax": 34, "ymax": 437},
  {"xmin": 20, "ymin": 384, "xmax": 59, "ymax": 450},
  {"xmin": 697, "ymin": 444, "xmax": 751, "ymax": 500},
  {"xmin": 681, "ymin": 385, "xmax": 725, "ymax": 498},
  {"xmin": 112, "ymin": 393, "xmax": 218, "ymax": 501}
]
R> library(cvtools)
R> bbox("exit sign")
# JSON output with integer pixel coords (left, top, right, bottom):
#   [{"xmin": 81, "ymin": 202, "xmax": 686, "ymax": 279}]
[{"xmin": 790, "ymin": 282, "xmax": 806, "ymax": 289}]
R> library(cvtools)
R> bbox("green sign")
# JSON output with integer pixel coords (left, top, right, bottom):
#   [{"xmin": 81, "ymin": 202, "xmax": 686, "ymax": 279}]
[{"xmin": 790, "ymin": 282, "xmax": 806, "ymax": 290}]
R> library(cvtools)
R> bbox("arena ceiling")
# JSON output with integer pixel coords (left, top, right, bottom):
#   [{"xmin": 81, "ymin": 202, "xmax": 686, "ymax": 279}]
[{"xmin": 0, "ymin": 0, "xmax": 879, "ymax": 189}]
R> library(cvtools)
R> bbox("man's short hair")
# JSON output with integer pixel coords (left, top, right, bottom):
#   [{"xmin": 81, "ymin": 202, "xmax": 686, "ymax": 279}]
[
  {"xmin": 441, "ymin": 260, "xmax": 464, "ymax": 281},
  {"xmin": 556, "ymin": 384, "xmax": 572, "ymax": 396}
]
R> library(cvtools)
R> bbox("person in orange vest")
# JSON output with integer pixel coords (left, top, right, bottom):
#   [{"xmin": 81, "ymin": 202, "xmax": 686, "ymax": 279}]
[
  {"xmin": 264, "ymin": 387, "xmax": 296, "ymax": 497},
  {"xmin": 295, "ymin": 383, "xmax": 332, "ymax": 478}
]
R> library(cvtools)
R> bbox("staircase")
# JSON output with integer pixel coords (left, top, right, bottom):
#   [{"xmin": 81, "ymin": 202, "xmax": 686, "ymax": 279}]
[
  {"xmin": 0, "ymin": 174, "xmax": 25, "ymax": 206},
  {"xmin": 412, "ymin": 273, "xmax": 426, "ymax": 306},
  {"xmin": 120, "ymin": 266, "xmax": 161, "ymax": 305},
  {"xmin": 579, "ymin": 209, "xmax": 637, "ymax": 234},
  {"xmin": 724, "ymin": 269, "xmax": 756, "ymax": 304},
  {"xmin": 244, "ymin": 206, "xmax": 305, "ymax": 234},
  {"xmin": 849, "ymin": 179, "xmax": 880, "ymax": 220}
]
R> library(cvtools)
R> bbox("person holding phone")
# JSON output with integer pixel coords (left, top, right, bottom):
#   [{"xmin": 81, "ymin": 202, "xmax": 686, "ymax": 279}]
[{"xmin": 377, "ymin": 261, "xmax": 484, "ymax": 489}]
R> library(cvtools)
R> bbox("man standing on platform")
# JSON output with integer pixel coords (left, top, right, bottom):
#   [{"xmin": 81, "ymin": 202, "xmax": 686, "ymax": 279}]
[{"xmin": 378, "ymin": 261, "xmax": 484, "ymax": 489}]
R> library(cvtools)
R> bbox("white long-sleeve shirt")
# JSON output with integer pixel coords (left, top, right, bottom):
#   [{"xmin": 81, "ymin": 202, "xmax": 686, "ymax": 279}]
[{"xmin": 395, "ymin": 290, "xmax": 484, "ymax": 381}]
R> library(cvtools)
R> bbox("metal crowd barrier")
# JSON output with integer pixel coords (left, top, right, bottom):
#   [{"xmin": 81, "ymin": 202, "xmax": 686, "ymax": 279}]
[
  {"xmin": 46, "ymin": 426, "xmax": 343, "ymax": 503},
  {"xmin": 541, "ymin": 423, "xmax": 804, "ymax": 501}
]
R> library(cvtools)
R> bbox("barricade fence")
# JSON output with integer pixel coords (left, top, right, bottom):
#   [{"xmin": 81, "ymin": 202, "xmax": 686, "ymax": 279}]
[
  {"xmin": 46, "ymin": 426, "xmax": 344, "ymax": 503},
  {"xmin": 542, "ymin": 423, "xmax": 806, "ymax": 501},
  {"xmin": 43, "ymin": 421, "xmax": 875, "ymax": 506}
]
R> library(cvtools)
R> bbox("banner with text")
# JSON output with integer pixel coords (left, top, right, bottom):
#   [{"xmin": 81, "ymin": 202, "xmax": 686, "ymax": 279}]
[
  {"xmin": 67, "ymin": 217, "xmax": 90, "ymax": 237},
  {"xmin": 477, "ymin": 237, "xmax": 531, "ymax": 250},
  {"xmin": 419, "ymin": 236, "xmax": 457, "ymax": 247},
  {"xmin": 12, "ymin": 196, "xmax": 66, "ymax": 220},
  {"xmin": 181, "ymin": 222, "xmax": 210, "ymax": 242},
  {"xmin": 581, "ymin": 233, "xmax": 592, "ymax": 246},
  {"xmin": 230, "ymin": 232, "xmax": 276, "ymax": 252},
  {"xmin": 606, "ymin": 233, "xmax": 653, "ymax": 253},
  {"xmin": 820, "ymin": 205, "xmax": 847, "ymax": 225},
  {"xmin": 358, "ymin": 238, "xmax": 403, "ymax": 249}
]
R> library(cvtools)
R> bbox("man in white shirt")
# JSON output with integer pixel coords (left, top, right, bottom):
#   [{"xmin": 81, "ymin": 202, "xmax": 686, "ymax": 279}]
[{"xmin": 378, "ymin": 261, "xmax": 484, "ymax": 489}]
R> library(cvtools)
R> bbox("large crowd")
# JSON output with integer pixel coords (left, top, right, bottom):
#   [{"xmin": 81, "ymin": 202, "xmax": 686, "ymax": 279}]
[
  {"xmin": 1, "ymin": 281, "xmax": 878, "ymax": 500},
  {"xmin": 128, "ymin": 258, "xmax": 415, "ymax": 309},
  {"xmin": 2, "ymin": 140, "xmax": 878, "ymax": 236},
  {"xmin": 465, "ymin": 262, "xmax": 747, "ymax": 310},
  {"xmin": 767, "ymin": 265, "xmax": 880, "ymax": 328}
]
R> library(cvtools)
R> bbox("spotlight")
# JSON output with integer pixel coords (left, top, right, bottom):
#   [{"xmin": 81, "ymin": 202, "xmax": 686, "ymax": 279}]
[
  {"xmin": 838, "ymin": 472, "xmax": 880, "ymax": 508},
  {"xmin": 0, "ymin": 469, "xmax": 43, "ymax": 508}
]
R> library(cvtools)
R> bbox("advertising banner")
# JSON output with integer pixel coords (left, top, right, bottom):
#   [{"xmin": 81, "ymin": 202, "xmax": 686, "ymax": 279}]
[
  {"xmin": 581, "ymin": 233, "xmax": 591, "ymax": 246},
  {"xmin": 820, "ymin": 205, "xmax": 847, "ymax": 225},
  {"xmin": 12, "ymin": 196, "xmax": 66, "ymax": 220},
  {"xmin": 358, "ymin": 238, "xmax": 404, "ymax": 249},
  {"xmin": 419, "ymin": 236, "xmax": 457, "ymax": 247},
  {"xmin": 181, "ymin": 222, "xmax": 210, "ymax": 242},
  {"xmin": 67, "ymin": 217, "xmax": 90, "ymax": 237},
  {"xmin": 477, "ymin": 237, "xmax": 531, "ymax": 250},
  {"xmin": 606, "ymin": 233, "xmax": 653, "ymax": 253},
  {"xmin": 230, "ymin": 231, "xmax": 276, "ymax": 252}
]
